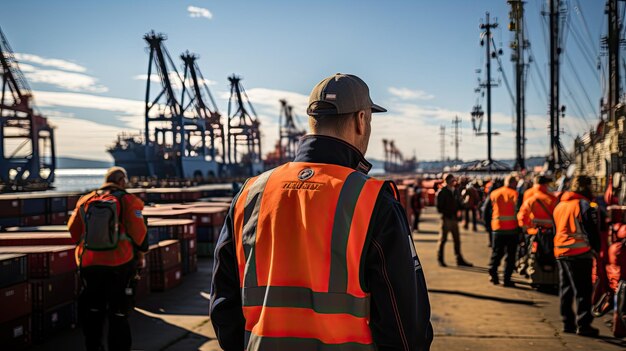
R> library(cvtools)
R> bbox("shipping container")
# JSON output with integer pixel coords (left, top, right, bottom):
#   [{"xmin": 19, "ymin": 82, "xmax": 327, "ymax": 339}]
[
  {"xmin": 0, "ymin": 254, "xmax": 28, "ymax": 288},
  {"xmin": 148, "ymin": 240, "xmax": 181, "ymax": 272},
  {"xmin": 0, "ymin": 233, "xmax": 74, "ymax": 247},
  {"xmin": 0, "ymin": 314, "xmax": 31, "ymax": 350},
  {"xmin": 0, "ymin": 281, "xmax": 31, "ymax": 324},
  {"xmin": 0, "ymin": 246, "xmax": 76, "ymax": 278},
  {"xmin": 31, "ymin": 271, "xmax": 78, "ymax": 310},
  {"xmin": 32, "ymin": 301, "xmax": 77, "ymax": 342},
  {"xmin": 3, "ymin": 225, "xmax": 68, "ymax": 233},
  {"xmin": 20, "ymin": 197, "xmax": 46, "ymax": 216},
  {"xmin": 48, "ymin": 197, "xmax": 67, "ymax": 213},
  {"xmin": 48, "ymin": 212, "xmax": 68, "ymax": 225},
  {"xmin": 0, "ymin": 198, "xmax": 21, "ymax": 218},
  {"xmin": 180, "ymin": 237, "xmax": 197, "ymax": 275},
  {"xmin": 150, "ymin": 264, "xmax": 182, "ymax": 291},
  {"xmin": 20, "ymin": 215, "xmax": 47, "ymax": 227}
]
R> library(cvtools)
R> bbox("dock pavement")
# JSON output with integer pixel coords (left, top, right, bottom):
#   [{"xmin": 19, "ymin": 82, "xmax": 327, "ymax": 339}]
[{"xmin": 31, "ymin": 207, "xmax": 626, "ymax": 350}]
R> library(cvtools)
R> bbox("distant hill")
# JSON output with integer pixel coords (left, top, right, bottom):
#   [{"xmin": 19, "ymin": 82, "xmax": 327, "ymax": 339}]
[{"xmin": 57, "ymin": 157, "xmax": 113, "ymax": 169}]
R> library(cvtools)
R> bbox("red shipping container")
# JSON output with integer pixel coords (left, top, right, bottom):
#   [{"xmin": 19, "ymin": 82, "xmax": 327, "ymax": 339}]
[
  {"xmin": 0, "ymin": 246, "xmax": 76, "ymax": 278},
  {"xmin": 0, "ymin": 282, "xmax": 31, "ymax": 324},
  {"xmin": 188, "ymin": 207, "xmax": 227, "ymax": 228},
  {"xmin": 49, "ymin": 212, "xmax": 68, "ymax": 225},
  {"xmin": 31, "ymin": 271, "xmax": 78, "ymax": 310},
  {"xmin": 66, "ymin": 195, "xmax": 81, "ymax": 211},
  {"xmin": 20, "ymin": 215, "xmax": 47, "ymax": 227},
  {"xmin": 134, "ymin": 264, "xmax": 151, "ymax": 302},
  {"xmin": 0, "ymin": 233, "xmax": 74, "ymax": 247},
  {"xmin": 0, "ymin": 198, "xmax": 21, "ymax": 218},
  {"xmin": 148, "ymin": 240, "xmax": 181, "ymax": 272},
  {"xmin": 0, "ymin": 314, "xmax": 31, "ymax": 350},
  {"xmin": 150, "ymin": 264, "xmax": 182, "ymax": 291}
]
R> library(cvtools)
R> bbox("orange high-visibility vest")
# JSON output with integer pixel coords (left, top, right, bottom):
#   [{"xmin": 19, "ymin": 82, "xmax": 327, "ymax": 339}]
[
  {"xmin": 517, "ymin": 187, "xmax": 557, "ymax": 235},
  {"xmin": 232, "ymin": 162, "xmax": 390, "ymax": 350},
  {"xmin": 553, "ymin": 192, "xmax": 592, "ymax": 258},
  {"xmin": 490, "ymin": 186, "xmax": 519, "ymax": 232}
]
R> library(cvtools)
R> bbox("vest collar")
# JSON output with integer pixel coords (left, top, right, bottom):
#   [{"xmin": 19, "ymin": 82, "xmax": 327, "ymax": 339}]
[
  {"xmin": 560, "ymin": 191, "xmax": 589, "ymax": 202},
  {"xmin": 294, "ymin": 135, "xmax": 372, "ymax": 174}
]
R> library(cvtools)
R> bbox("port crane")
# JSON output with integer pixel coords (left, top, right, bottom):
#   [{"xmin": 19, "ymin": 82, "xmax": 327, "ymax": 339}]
[{"xmin": 0, "ymin": 26, "xmax": 56, "ymax": 191}]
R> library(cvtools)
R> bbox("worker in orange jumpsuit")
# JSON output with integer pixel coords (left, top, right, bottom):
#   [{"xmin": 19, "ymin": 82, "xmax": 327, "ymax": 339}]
[
  {"xmin": 517, "ymin": 175, "xmax": 558, "ymax": 271},
  {"xmin": 210, "ymin": 74, "xmax": 433, "ymax": 350},
  {"xmin": 485, "ymin": 174, "xmax": 519, "ymax": 287},
  {"xmin": 553, "ymin": 175, "xmax": 600, "ymax": 337},
  {"xmin": 68, "ymin": 167, "xmax": 148, "ymax": 351}
]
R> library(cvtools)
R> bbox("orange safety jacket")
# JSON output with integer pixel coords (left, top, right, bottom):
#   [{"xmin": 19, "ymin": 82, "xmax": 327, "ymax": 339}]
[
  {"xmin": 68, "ymin": 184, "xmax": 147, "ymax": 267},
  {"xmin": 489, "ymin": 186, "xmax": 519, "ymax": 233},
  {"xmin": 517, "ymin": 186, "xmax": 557, "ymax": 235},
  {"xmin": 553, "ymin": 192, "xmax": 592, "ymax": 258},
  {"xmin": 232, "ymin": 162, "xmax": 391, "ymax": 350},
  {"xmin": 522, "ymin": 184, "xmax": 541, "ymax": 203}
]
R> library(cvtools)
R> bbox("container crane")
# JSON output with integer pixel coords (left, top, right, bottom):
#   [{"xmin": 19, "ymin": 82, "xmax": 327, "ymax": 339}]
[
  {"xmin": 226, "ymin": 75, "xmax": 263, "ymax": 176},
  {"xmin": 0, "ymin": 26, "xmax": 56, "ymax": 192}
]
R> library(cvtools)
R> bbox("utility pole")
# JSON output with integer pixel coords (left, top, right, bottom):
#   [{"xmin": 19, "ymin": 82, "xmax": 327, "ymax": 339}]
[
  {"xmin": 480, "ymin": 12, "xmax": 498, "ymax": 165},
  {"xmin": 606, "ymin": 0, "xmax": 620, "ymax": 123},
  {"xmin": 508, "ymin": 0, "xmax": 528, "ymax": 170},
  {"xmin": 452, "ymin": 115, "xmax": 461, "ymax": 161},
  {"xmin": 440, "ymin": 125, "xmax": 446, "ymax": 162},
  {"xmin": 548, "ymin": 0, "xmax": 564, "ymax": 170}
]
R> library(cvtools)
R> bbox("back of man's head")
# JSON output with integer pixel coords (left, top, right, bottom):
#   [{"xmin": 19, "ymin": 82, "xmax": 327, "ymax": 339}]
[
  {"xmin": 534, "ymin": 174, "xmax": 552, "ymax": 185},
  {"xmin": 104, "ymin": 166, "xmax": 128, "ymax": 187},
  {"xmin": 504, "ymin": 175, "xmax": 517, "ymax": 188}
]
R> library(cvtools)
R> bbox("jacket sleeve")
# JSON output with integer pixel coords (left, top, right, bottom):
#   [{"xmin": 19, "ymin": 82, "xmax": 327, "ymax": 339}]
[
  {"xmin": 122, "ymin": 194, "xmax": 148, "ymax": 251},
  {"xmin": 365, "ymin": 186, "xmax": 433, "ymax": 351},
  {"xmin": 517, "ymin": 199, "xmax": 531, "ymax": 229},
  {"xmin": 210, "ymin": 193, "xmax": 246, "ymax": 351},
  {"xmin": 482, "ymin": 197, "xmax": 493, "ymax": 232},
  {"xmin": 581, "ymin": 201, "xmax": 600, "ymax": 252}
]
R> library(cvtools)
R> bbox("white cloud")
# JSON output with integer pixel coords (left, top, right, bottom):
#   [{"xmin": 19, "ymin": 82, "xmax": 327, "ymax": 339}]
[
  {"xmin": 187, "ymin": 6, "xmax": 213, "ymax": 20},
  {"xmin": 388, "ymin": 87, "xmax": 435, "ymax": 100},
  {"xmin": 14, "ymin": 53, "xmax": 86, "ymax": 73},
  {"xmin": 21, "ymin": 63, "xmax": 107, "ymax": 93},
  {"xmin": 32, "ymin": 90, "xmax": 145, "ymax": 130},
  {"xmin": 47, "ymin": 116, "xmax": 125, "ymax": 160}
]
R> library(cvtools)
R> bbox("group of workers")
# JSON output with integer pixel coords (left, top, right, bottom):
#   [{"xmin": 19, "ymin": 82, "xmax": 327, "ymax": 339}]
[
  {"xmin": 414, "ymin": 171, "xmax": 601, "ymax": 337},
  {"xmin": 64, "ymin": 73, "xmax": 613, "ymax": 351}
]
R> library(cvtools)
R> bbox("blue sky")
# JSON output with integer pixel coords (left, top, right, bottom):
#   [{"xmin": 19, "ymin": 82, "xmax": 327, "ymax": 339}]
[{"xmin": 0, "ymin": 0, "xmax": 606, "ymax": 162}]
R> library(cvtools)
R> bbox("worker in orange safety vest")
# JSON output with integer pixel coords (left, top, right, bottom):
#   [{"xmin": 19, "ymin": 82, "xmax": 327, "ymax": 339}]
[
  {"xmin": 68, "ymin": 166, "xmax": 148, "ymax": 351},
  {"xmin": 553, "ymin": 175, "xmax": 600, "ymax": 337},
  {"xmin": 485, "ymin": 174, "xmax": 519, "ymax": 287},
  {"xmin": 210, "ymin": 74, "xmax": 433, "ymax": 351}
]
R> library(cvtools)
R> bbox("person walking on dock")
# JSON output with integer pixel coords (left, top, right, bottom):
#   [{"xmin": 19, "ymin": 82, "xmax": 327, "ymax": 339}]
[
  {"xmin": 68, "ymin": 166, "xmax": 148, "ymax": 351},
  {"xmin": 210, "ymin": 73, "xmax": 433, "ymax": 351},
  {"xmin": 411, "ymin": 178, "xmax": 425, "ymax": 233},
  {"xmin": 553, "ymin": 175, "xmax": 600, "ymax": 337},
  {"xmin": 436, "ymin": 173, "xmax": 473, "ymax": 267},
  {"xmin": 483, "ymin": 174, "xmax": 520, "ymax": 287}
]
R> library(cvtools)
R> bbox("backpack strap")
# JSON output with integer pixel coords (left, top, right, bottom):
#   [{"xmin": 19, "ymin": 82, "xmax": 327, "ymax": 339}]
[
  {"xmin": 535, "ymin": 199, "xmax": 556, "ymax": 229},
  {"xmin": 109, "ymin": 190, "xmax": 131, "ymax": 241}
]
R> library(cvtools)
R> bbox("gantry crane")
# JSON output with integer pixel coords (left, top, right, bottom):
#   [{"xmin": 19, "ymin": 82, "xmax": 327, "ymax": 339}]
[
  {"xmin": 226, "ymin": 75, "xmax": 263, "ymax": 176},
  {"xmin": 0, "ymin": 26, "xmax": 56, "ymax": 191}
]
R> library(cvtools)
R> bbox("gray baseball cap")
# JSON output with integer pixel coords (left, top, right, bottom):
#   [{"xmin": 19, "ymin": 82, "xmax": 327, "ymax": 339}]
[{"xmin": 307, "ymin": 73, "xmax": 387, "ymax": 116}]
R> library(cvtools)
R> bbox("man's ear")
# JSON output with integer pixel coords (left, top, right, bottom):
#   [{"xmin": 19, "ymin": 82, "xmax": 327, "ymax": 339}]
[{"xmin": 355, "ymin": 110, "xmax": 366, "ymax": 135}]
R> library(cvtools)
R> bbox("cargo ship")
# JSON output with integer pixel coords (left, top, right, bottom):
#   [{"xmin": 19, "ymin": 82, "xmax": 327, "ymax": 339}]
[{"xmin": 108, "ymin": 32, "xmax": 262, "ymax": 181}]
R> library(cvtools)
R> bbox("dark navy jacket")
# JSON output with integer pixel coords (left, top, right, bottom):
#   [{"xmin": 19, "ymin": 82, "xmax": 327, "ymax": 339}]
[{"xmin": 210, "ymin": 134, "xmax": 433, "ymax": 351}]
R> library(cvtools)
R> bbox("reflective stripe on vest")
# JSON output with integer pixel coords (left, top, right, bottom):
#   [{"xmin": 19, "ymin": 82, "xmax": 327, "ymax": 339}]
[
  {"xmin": 233, "ymin": 163, "xmax": 384, "ymax": 349},
  {"xmin": 246, "ymin": 331, "xmax": 376, "ymax": 351},
  {"xmin": 531, "ymin": 218, "xmax": 554, "ymax": 225},
  {"xmin": 495, "ymin": 215, "xmax": 517, "ymax": 221}
]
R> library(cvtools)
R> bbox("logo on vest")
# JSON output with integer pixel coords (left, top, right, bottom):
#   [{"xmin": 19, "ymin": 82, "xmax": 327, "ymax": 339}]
[{"xmin": 298, "ymin": 168, "xmax": 314, "ymax": 181}]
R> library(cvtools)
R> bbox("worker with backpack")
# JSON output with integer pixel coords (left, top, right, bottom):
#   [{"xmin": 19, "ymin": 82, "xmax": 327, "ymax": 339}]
[{"xmin": 68, "ymin": 166, "xmax": 148, "ymax": 351}]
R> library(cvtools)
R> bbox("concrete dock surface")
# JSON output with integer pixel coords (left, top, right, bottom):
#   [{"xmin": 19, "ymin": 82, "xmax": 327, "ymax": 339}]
[{"xmin": 32, "ymin": 207, "xmax": 626, "ymax": 350}]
